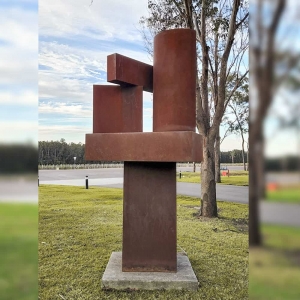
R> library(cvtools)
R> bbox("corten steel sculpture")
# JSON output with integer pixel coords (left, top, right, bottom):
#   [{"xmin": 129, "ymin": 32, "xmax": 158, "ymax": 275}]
[{"xmin": 85, "ymin": 29, "xmax": 203, "ymax": 273}]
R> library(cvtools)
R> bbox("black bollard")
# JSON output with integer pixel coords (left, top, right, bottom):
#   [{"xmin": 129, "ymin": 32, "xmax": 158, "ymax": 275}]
[
  {"xmin": 38, "ymin": 176, "xmax": 39, "ymax": 187},
  {"xmin": 179, "ymin": 171, "xmax": 181, "ymax": 179},
  {"xmin": 85, "ymin": 175, "xmax": 89, "ymax": 189}
]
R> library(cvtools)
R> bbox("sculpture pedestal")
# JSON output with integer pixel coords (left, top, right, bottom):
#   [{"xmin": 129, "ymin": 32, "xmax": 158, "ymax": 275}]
[
  {"xmin": 123, "ymin": 162, "xmax": 176, "ymax": 272},
  {"xmin": 101, "ymin": 252, "xmax": 199, "ymax": 291}
]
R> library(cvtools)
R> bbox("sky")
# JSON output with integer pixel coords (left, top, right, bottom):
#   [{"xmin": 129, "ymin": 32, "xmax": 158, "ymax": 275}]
[
  {"xmin": 37, "ymin": 0, "xmax": 245, "ymax": 151},
  {"xmin": 0, "ymin": 0, "xmax": 298, "ymax": 156},
  {"xmin": 38, "ymin": 0, "xmax": 153, "ymax": 143},
  {"xmin": 0, "ymin": 0, "xmax": 38, "ymax": 145}
]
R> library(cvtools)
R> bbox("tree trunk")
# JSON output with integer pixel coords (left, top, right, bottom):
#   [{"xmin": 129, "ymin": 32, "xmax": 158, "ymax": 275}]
[
  {"xmin": 257, "ymin": 138, "xmax": 266, "ymax": 199},
  {"xmin": 215, "ymin": 127, "xmax": 221, "ymax": 183},
  {"xmin": 249, "ymin": 127, "xmax": 262, "ymax": 246},
  {"xmin": 246, "ymin": 138, "xmax": 249, "ymax": 171},
  {"xmin": 241, "ymin": 136, "xmax": 246, "ymax": 171},
  {"xmin": 201, "ymin": 134, "xmax": 218, "ymax": 217}
]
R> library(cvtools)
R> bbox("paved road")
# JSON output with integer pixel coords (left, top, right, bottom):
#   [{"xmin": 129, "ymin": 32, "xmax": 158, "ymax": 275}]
[
  {"xmin": 260, "ymin": 202, "xmax": 300, "ymax": 227},
  {"xmin": 38, "ymin": 165, "xmax": 245, "ymax": 181},
  {"xmin": 39, "ymin": 169, "xmax": 249, "ymax": 204},
  {"xmin": 0, "ymin": 178, "xmax": 38, "ymax": 203},
  {"xmin": 2, "ymin": 169, "xmax": 299, "ymax": 227}
]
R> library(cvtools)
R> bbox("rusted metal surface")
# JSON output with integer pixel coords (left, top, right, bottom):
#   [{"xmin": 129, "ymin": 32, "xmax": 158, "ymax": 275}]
[
  {"xmin": 122, "ymin": 161, "xmax": 177, "ymax": 272},
  {"xmin": 153, "ymin": 29, "xmax": 196, "ymax": 132},
  {"xmin": 93, "ymin": 85, "xmax": 143, "ymax": 133},
  {"xmin": 85, "ymin": 131, "xmax": 203, "ymax": 162},
  {"xmin": 85, "ymin": 28, "xmax": 201, "ymax": 273},
  {"xmin": 107, "ymin": 53, "xmax": 153, "ymax": 93}
]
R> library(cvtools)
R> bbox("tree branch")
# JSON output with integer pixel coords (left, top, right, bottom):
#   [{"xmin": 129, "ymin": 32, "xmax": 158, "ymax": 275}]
[
  {"xmin": 224, "ymin": 70, "xmax": 249, "ymax": 111},
  {"xmin": 236, "ymin": 12, "xmax": 249, "ymax": 29}
]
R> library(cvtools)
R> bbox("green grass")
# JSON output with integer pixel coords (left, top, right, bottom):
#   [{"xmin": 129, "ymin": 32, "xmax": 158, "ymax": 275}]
[
  {"xmin": 177, "ymin": 171, "xmax": 249, "ymax": 186},
  {"xmin": 39, "ymin": 185, "xmax": 248, "ymax": 299},
  {"xmin": 267, "ymin": 186, "xmax": 300, "ymax": 204},
  {"xmin": 249, "ymin": 224, "xmax": 300, "ymax": 299},
  {"xmin": 0, "ymin": 203, "xmax": 38, "ymax": 300}
]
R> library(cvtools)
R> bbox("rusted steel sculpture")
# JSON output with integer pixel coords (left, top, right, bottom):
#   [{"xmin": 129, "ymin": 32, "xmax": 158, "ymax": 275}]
[{"xmin": 85, "ymin": 28, "xmax": 202, "ymax": 272}]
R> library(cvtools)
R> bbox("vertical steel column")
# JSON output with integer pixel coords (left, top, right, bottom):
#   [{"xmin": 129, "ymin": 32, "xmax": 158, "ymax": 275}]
[{"xmin": 122, "ymin": 161, "xmax": 177, "ymax": 272}]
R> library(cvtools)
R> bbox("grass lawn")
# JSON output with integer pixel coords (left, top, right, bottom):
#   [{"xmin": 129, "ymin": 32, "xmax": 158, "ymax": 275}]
[
  {"xmin": 177, "ymin": 171, "xmax": 249, "ymax": 186},
  {"xmin": 249, "ymin": 224, "xmax": 300, "ymax": 299},
  {"xmin": 39, "ymin": 185, "xmax": 248, "ymax": 300},
  {"xmin": 0, "ymin": 203, "xmax": 38, "ymax": 300},
  {"xmin": 267, "ymin": 186, "xmax": 300, "ymax": 204}
]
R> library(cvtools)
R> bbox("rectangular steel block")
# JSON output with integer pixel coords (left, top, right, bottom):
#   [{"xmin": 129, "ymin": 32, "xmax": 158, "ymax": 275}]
[
  {"xmin": 85, "ymin": 131, "xmax": 203, "ymax": 162},
  {"xmin": 93, "ymin": 85, "xmax": 143, "ymax": 133},
  {"xmin": 122, "ymin": 162, "xmax": 177, "ymax": 272},
  {"xmin": 107, "ymin": 53, "xmax": 153, "ymax": 93}
]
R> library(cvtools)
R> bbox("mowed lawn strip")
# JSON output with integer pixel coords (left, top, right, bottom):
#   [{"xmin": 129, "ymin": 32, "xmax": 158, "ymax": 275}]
[
  {"xmin": 39, "ymin": 185, "xmax": 248, "ymax": 300},
  {"xmin": 177, "ymin": 171, "xmax": 249, "ymax": 186},
  {"xmin": 267, "ymin": 185, "xmax": 300, "ymax": 204},
  {"xmin": 0, "ymin": 203, "xmax": 38, "ymax": 300},
  {"xmin": 249, "ymin": 224, "xmax": 300, "ymax": 299}
]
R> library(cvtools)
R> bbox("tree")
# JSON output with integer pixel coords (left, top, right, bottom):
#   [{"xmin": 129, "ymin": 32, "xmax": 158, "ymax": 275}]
[
  {"xmin": 249, "ymin": 0, "xmax": 286, "ymax": 246},
  {"xmin": 215, "ymin": 74, "xmax": 249, "ymax": 182},
  {"xmin": 228, "ymin": 77, "xmax": 249, "ymax": 170},
  {"xmin": 141, "ymin": 0, "xmax": 249, "ymax": 217}
]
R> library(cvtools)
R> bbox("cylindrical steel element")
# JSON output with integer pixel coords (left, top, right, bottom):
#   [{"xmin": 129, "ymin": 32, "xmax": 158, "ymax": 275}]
[{"xmin": 153, "ymin": 29, "xmax": 196, "ymax": 132}]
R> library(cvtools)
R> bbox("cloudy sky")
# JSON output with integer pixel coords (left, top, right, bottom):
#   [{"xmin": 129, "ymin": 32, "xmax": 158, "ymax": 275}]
[
  {"xmin": 39, "ymin": 0, "xmax": 154, "ymax": 143},
  {"xmin": 37, "ymin": 0, "xmax": 245, "ymax": 151},
  {"xmin": 0, "ymin": 0, "xmax": 298, "ymax": 156},
  {"xmin": 0, "ymin": 0, "xmax": 38, "ymax": 144}
]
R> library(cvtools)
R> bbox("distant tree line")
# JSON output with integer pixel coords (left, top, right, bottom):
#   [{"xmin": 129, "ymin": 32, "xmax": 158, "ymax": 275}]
[
  {"xmin": 265, "ymin": 156, "xmax": 300, "ymax": 172},
  {"xmin": 0, "ymin": 144, "xmax": 38, "ymax": 174},
  {"xmin": 39, "ymin": 139, "xmax": 85, "ymax": 165},
  {"xmin": 220, "ymin": 150, "xmax": 248, "ymax": 165}
]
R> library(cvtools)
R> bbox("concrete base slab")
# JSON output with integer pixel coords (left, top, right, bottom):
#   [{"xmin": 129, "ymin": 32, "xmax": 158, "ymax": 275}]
[{"xmin": 101, "ymin": 252, "xmax": 199, "ymax": 291}]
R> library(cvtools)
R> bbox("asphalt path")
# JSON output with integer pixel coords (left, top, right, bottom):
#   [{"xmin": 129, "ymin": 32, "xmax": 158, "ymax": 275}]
[
  {"xmin": 38, "ymin": 165, "xmax": 245, "ymax": 181},
  {"xmin": 3, "ymin": 168, "xmax": 298, "ymax": 227},
  {"xmin": 39, "ymin": 168, "xmax": 248, "ymax": 204},
  {"xmin": 0, "ymin": 178, "xmax": 38, "ymax": 203}
]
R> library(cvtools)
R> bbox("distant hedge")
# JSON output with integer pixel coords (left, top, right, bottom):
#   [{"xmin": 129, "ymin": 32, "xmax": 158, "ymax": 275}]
[{"xmin": 0, "ymin": 144, "xmax": 38, "ymax": 174}]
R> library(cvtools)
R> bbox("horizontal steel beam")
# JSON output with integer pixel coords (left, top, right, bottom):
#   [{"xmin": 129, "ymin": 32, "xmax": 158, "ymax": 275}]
[
  {"xmin": 107, "ymin": 53, "xmax": 153, "ymax": 93},
  {"xmin": 85, "ymin": 131, "xmax": 203, "ymax": 162}
]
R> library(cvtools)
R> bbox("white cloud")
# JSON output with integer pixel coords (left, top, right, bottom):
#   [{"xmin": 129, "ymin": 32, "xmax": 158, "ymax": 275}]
[
  {"xmin": 39, "ymin": 0, "xmax": 148, "ymax": 43},
  {"xmin": 39, "ymin": 102, "xmax": 91, "ymax": 118},
  {"xmin": 0, "ymin": 120, "xmax": 37, "ymax": 144},
  {"xmin": 38, "ymin": 0, "xmax": 155, "ymax": 142},
  {"xmin": 39, "ymin": 124, "xmax": 91, "ymax": 143},
  {"xmin": 0, "ymin": 3, "xmax": 38, "ymax": 144},
  {"xmin": 0, "ymin": 7, "xmax": 37, "ymax": 86},
  {"xmin": 39, "ymin": 41, "xmax": 152, "ymax": 103},
  {"xmin": 0, "ymin": 90, "xmax": 37, "ymax": 105}
]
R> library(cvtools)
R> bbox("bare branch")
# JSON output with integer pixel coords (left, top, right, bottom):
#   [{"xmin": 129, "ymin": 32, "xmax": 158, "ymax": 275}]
[
  {"xmin": 224, "ymin": 70, "xmax": 249, "ymax": 111},
  {"xmin": 236, "ymin": 12, "xmax": 249, "ymax": 29}
]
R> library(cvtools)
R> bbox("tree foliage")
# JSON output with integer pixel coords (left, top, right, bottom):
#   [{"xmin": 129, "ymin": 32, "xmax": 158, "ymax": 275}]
[
  {"xmin": 38, "ymin": 139, "xmax": 86, "ymax": 165},
  {"xmin": 0, "ymin": 144, "xmax": 37, "ymax": 174}
]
